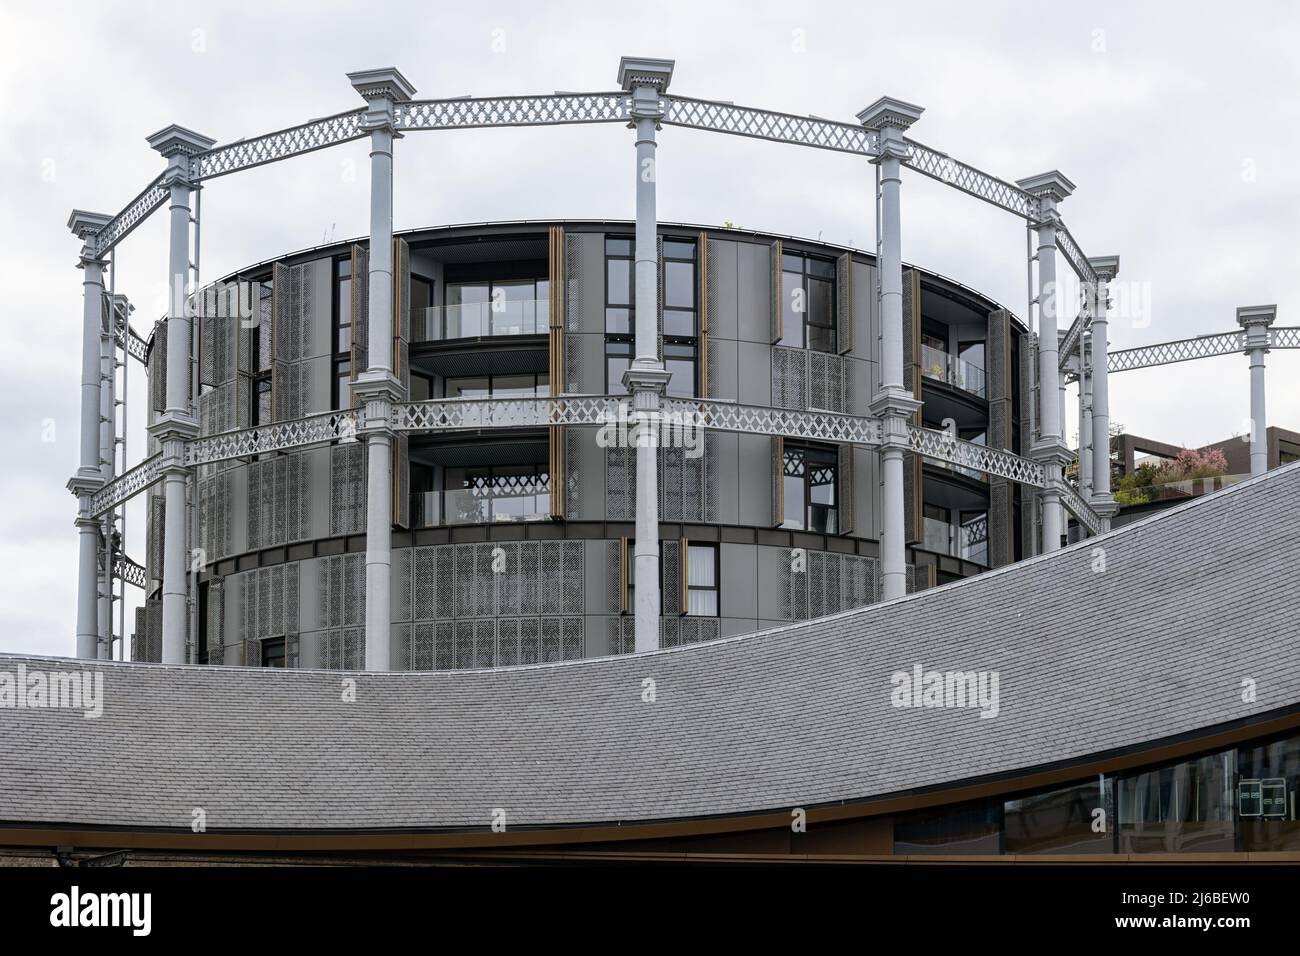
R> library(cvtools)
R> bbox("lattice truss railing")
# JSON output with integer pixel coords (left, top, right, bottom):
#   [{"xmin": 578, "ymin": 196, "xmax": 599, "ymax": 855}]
[
  {"xmin": 186, "ymin": 409, "xmax": 362, "ymax": 467},
  {"xmin": 396, "ymin": 93, "xmax": 629, "ymax": 131},
  {"xmin": 661, "ymin": 95, "xmax": 876, "ymax": 156},
  {"xmin": 1273, "ymin": 327, "xmax": 1300, "ymax": 349},
  {"xmin": 191, "ymin": 109, "xmax": 368, "ymax": 182},
  {"xmin": 1057, "ymin": 481, "xmax": 1102, "ymax": 536},
  {"xmin": 394, "ymin": 395, "xmax": 883, "ymax": 446},
  {"xmin": 117, "ymin": 326, "xmax": 149, "ymax": 365},
  {"xmin": 1108, "ymin": 331, "xmax": 1245, "ymax": 372},
  {"xmin": 907, "ymin": 425, "xmax": 1046, "ymax": 487},
  {"xmin": 90, "ymin": 453, "xmax": 163, "ymax": 517},
  {"xmin": 1059, "ymin": 309, "xmax": 1090, "ymax": 373},
  {"xmin": 113, "ymin": 553, "xmax": 147, "ymax": 590},
  {"xmin": 1054, "ymin": 225, "xmax": 1098, "ymax": 287},
  {"xmin": 901, "ymin": 139, "xmax": 1039, "ymax": 219},
  {"xmin": 92, "ymin": 175, "xmax": 169, "ymax": 257}
]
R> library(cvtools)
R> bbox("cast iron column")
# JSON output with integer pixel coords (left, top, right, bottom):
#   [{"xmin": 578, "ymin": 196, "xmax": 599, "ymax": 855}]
[
  {"xmin": 348, "ymin": 68, "xmax": 417, "ymax": 671},
  {"xmin": 618, "ymin": 57, "xmax": 674, "ymax": 651},
  {"xmin": 1018, "ymin": 171, "xmax": 1076, "ymax": 552},
  {"xmin": 860, "ymin": 97, "xmax": 924, "ymax": 601},
  {"xmin": 1237, "ymin": 305, "xmax": 1276, "ymax": 477},
  {"xmin": 67, "ymin": 211, "xmax": 112, "ymax": 659},
  {"xmin": 148, "ymin": 125, "xmax": 214, "ymax": 663},
  {"xmin": 1087, "ymin": 256, "xmax": 1119, "ymax": 528}
]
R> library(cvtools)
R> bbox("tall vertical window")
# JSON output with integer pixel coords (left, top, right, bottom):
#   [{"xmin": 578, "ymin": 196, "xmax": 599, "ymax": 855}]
[
  {"xmin": 780, "ymin": 252, "xmax": 836, "ymax": 352},
  {"xmin": 782, "ymin": 442, "xmax": 838, "ymax": 533},
  {"xmin": 250, "ymin": 279, "xmax": 272, "ymax": 424},
  {"xmin": 661, "ymin": 239, "xmax": 697, "ymax": 398},
  {"xmin": 686, "ymin": 543, "xmax": 719, "ymax": 616},
  {"xmin": 332, "ymin": 257, "xmax": 352, "ymax": 409},
  {"xmin": 605, "ymin": 237, "xmax": 634, "ymax": 393},
  {"xmin": 605, "ymin": 236, "xmax": 698, "ymax": 397}
]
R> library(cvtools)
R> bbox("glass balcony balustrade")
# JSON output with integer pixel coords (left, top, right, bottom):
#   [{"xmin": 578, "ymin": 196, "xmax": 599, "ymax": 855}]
[
  {"xmin": 413, "ymin": 297, "xmax": 550, "ymax": 343},
  {"xmin": 922, "ymin": 514, "xmax": 989, "ymax": 565},
  {"xmin": 921, "ymin": 343, "xmax": 986, "ymax": 398},
  {"xmin": 411, "ymin": 486, "xmax": 551, "ymax": 528}
]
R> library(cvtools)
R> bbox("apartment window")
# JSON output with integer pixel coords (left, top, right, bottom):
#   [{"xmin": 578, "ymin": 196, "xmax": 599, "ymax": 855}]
[
  {"xmin": 249, "ymin": 280, "xmax": 272, "ymax": 425},
  {"xmin": 605, "ymin": 236, "xmax": 698, "ymax": 398},
  {"xmin": 333, "ymin": 257, "xmax": 352, "ymax": 409},
  {"xmin": 782, "ymin": 442, "xmax": 838, "ymax": 533},
  {"xmin": 443, "ymin": 277, "xmax": 549, "ymax": 337},
  {"xmin": 686, "ymin": 543, "xmax": 719, "ymax": 616},
  {"xmin": 444, "ymin": 373, "xmax": 548, "ymax": 399},
  {"xmin": 606, "ymin": 237, "xmax": 635, "ymax": 393},
  {"xmin": 780, "ymin": 252, "xmax": 836, "ymax": 352},
  {"xmin": 662, "ymin": 240, "xmax": 697, "ymax": 398},
  {"xmin": 261, "ymin": 637, "xmax": 286, "ymax": 668}
]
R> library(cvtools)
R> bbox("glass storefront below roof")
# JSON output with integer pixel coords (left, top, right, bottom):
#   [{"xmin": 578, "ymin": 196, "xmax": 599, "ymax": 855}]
[{"xmin": 891, "ymin": 729, "xmax": 1300, "ymax": 854}]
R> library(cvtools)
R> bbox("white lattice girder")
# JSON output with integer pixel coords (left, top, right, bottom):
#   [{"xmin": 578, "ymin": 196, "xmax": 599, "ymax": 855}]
[
  {"xmin": 1058, "ymin": 481, "xmax": 1102, "ymax": 536},
  {"xmin": 114, "ymin": 553, "xmax": 147, "ymax": 590},
  {"xmin": 118, "ymin": 326, "xmax": 149, "ymax": 365},
  {"xmin": 1270, "ymin": 326, "xmax": 1300, "ymax": 349},
  {"xmin": 901, "ymin": 139, "xmax": 1040, "ymax": 219},
  {"xmin": 1055, "ymin": 224, "xmax": 1099, "ymax": 286},
  {"xmin": 191, "ymin": 109, "xmax": 368, "ymax": 181},
  {"xmin": 92, "ymin": 175, "xmax": 169, "ymax": 257},
  {"xmin": 185, "ymin": 409, "xmax": 362, "ymax": 467},
  {"xmin": 907, "ymin": 425, "xmax": 1046, "ymax": 487},
  {"xmin": 661, "ymin": 95, "xmax": 877, "ymax": 156},
  {"xmin": 396, "ymin": 93, "xmax": 629, "ymax": 131},
  {"xmin": 90, "ymin": 454, "xmax": 163, "ymax": 517},
  {"xmin": 1058, "ymin": 310, "xmax": 1090, "ymax": 371},
  {"xmin": 1109, "ymin": 331, "xmax": 1245, "ymax": 372},
  {"xmin": 393, "ymin": 396, "xmax": 882, "ymax": 445}
]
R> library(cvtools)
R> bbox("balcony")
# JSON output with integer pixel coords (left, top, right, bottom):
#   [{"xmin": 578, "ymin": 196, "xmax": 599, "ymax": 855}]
[
  {"xmin": 921, "ymin": 343, "xmax": 986, "ymax": 398},
  {"xmin": 411, "ymin": 487, "xmax": 551, "ymax": 528},
  {"xmin": 923, "ymin": 514, "xmax": 989, "ymax": 565},
  {"xmin": 1115, "ymin": 473, "xmax": 1250, "ymax": 508},
  {"xmin": 413, "ymin": 298, "xmax": 549, "ymax": 343}
]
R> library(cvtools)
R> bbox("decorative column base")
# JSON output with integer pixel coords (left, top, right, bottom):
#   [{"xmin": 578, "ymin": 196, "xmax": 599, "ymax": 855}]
[
  {"xmin": 67, "ymin": 472, "xmax": 104, "ymax": 660},
  {"xmin": 870, "ymin": 386, "xmax": 922, "ymax": 601},
  {"xmin": 1030, "ymin": 438, "xmax": 1073, "ymax": 552}
]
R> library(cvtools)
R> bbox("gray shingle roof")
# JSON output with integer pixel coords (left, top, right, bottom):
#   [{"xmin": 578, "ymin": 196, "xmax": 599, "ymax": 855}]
[{"xmin": 2, "ymin": 464, "xmax": 1297, "ymax": 833}]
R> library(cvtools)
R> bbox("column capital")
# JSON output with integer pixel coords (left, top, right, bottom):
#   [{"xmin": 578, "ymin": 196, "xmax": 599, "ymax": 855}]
[
  {"xmin": 1238, "ymin": 304, "xmax": 1276, "ymax": 352},
  {"xmin": 618, "ymin": 56, "xmax": 673, "ymax": 120},
  {"xmin": 68, "ymin": 210, "xmax": 112, "ymax": 263},
  {"xmin": 857, "ymin": 96, "xmax": 923, "ymax": 159},
  {"xmin": 622, "ymin": 363, "xmax": 672, "ymax": 396},
  {"xmin": 67, "ymin": 472, "xmax": 105, "ymax": 499},
  {"xmin": 1029, "ymin": 437, "xmax": 1073, "ymax": 469},
  {"xmin": 1087, "ymin": 254, "xmax": 1120, "ymax": 282},
  {"xmin": 348, "ymin": 67, "xmax": 417, "ymax": 132},
  {"xmin": 147, "ymin": 411, "xmax": 198, "ymax": 448},
  {"xmin": 353, "ymin": 371, "xmax": 402, "ymax": 434},
  {"xmin": 869, "ymin": 388, "xmax": 923, "ymax": 448},
  {"xmin": 1017, "ymin": 170, "xmax": 1075, "ymax": 223}
]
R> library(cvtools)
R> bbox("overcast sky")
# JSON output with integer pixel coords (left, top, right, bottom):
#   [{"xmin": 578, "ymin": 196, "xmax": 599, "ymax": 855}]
[{"xmin": 2, "ymin": 0, "xmax": 1297, "ymax": 657}]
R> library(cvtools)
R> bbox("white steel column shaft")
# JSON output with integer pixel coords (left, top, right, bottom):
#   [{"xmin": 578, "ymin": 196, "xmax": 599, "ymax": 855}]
[
  {"xmin": 1088, "ymin": 257, "xmax": 1119, "ymax": 526},
  {"xmin": 147, "ymin": 125, "xmax": 213, "ymax": 665},
  {"xmin": 618, "ymin": 57, "xmax": 674, "ymax": 652},
  {"xmin": 859, "ymin": 98, "xmax": 924, "ymax": 601},
  {"xmin": 160, "ymin": 178, "xmax": 194, "ymax": 664},
  {"xmin": 98, "ymin": 295, "xmax": 117, "ymax": 659},
  {"xmin": 1018, "ymin": 172, "xmax": 1075, "ymax": 553},
  {"xmin": 1078, "ymin": 333, "xmax": 1093, "ymax": 498},
  {"xmin": 349, "ymin": 68, "xmax": 416, "ymax": 672},
  {"xmin": 1237, "ymin": 305, "xmax": 1276, "ymax": 477},
  {"xmin": 68, "ymin": 212, "xmax": 110, "ymax": 660}
]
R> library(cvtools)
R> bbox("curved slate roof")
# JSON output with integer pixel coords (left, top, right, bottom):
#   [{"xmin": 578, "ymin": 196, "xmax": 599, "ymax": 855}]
[{"xmin": 2, "ymin": 464, "xmax": 1297, "ymax": 834}]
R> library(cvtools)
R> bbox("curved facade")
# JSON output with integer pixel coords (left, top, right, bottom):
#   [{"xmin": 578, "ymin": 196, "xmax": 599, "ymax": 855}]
[
  {"xmin": 7, "ymin": 464, "xmax": 1298, "ymax": 861},
  {"xmin": 134, "ymin": 221, "xmax": 1034, "ymax": 670}
]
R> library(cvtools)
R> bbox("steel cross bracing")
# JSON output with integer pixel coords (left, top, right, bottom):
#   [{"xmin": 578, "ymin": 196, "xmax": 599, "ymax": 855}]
[
  {"xmin": 1059, "ymin": 310, "xmax": 1090, "ymax": 372},
  {"xmin": 661, "ymin": 95, "xmax": 877, "ymax": 156},
  {"xmin": 396, "ymin": 93, "xmax": 629, "ymax": 131},
  {"xmin": 906, "ymin": 425, "xmax": 1046, "ymax": 487},
  {"xmin": 90, "ymin": 453, "xmax": 163, "ymax": 518},
  {"xmin": 92, "ymin": 174, "xmax": 169, "ymax": 257},
  {"xmin": 1057, "ymin": 480, "xmax": 1102, "ymax": 536},
  {"xmin": 900, "ymin": 139, "xmax": 1039, "ymax": 219},
  {"xmin": 1273, "ymin": 327, "xmax": 1300, "ymax": 349},
  {"xmin": 1108, "ymin": 331, "xmax": 1245, "ymax": 372},
  {"xmin": 1054, "ymin": 224, "xmax": 1099, "ymax": 287},
  {"xmin": 185, "ymin": 409, "xmax": 362, "ymax": 467},
  {"xmin": 190, "ymin": 108, "xmax": 368, "ymax": 182},
  {"xmin": 113, "ymin": 553, "xmax": 147, "ymax": 590}
]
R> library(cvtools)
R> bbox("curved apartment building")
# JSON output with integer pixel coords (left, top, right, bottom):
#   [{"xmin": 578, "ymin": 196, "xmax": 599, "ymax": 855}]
[{"xmin": 132, "ymin": 220, "xmax": 1034, "ymax": 669}]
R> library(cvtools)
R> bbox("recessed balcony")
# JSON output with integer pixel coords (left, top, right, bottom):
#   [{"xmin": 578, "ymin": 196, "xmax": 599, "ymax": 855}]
[
  {"xmin": 413, "ymin": 297, "xmax": 550, "ymax": 343},
  {"xmin": 921, "ymin": 343, "xmax": 986, "ymax": 398}
]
